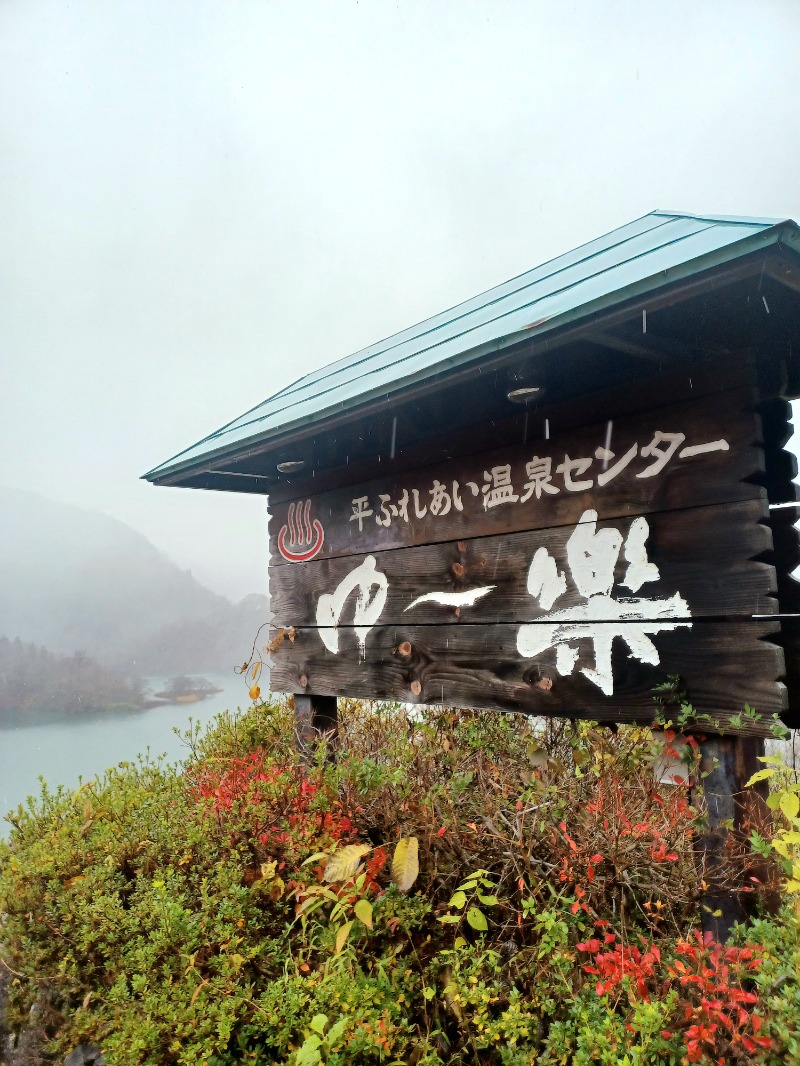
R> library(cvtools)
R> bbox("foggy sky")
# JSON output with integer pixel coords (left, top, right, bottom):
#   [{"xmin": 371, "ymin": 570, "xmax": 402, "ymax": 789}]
[{"xmin": 2, "ymin": 0, "xmax": 798, "ymax": 601}]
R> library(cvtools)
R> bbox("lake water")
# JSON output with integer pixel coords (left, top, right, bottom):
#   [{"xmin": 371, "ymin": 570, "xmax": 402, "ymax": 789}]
[{"xmin": 0, "ymin": 672, "xmax": 255, "ymax": 834}]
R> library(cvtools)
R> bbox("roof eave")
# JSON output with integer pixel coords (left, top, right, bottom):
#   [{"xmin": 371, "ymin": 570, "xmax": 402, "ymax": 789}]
[{"xmin": 143, "ymin": 222, "xmax": 799, "ymax": 487}]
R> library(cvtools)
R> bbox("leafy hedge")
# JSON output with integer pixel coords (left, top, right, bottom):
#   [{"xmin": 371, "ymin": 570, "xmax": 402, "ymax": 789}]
[{"xmin": 1, "ymin": 699, "xmax": 798, "ymax": 1064}]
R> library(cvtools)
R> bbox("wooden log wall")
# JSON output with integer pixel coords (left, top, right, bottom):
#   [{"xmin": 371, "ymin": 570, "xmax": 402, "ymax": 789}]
[{"xmin": 267, "ymin": 354, "xmax": 789, "ymax": 736}]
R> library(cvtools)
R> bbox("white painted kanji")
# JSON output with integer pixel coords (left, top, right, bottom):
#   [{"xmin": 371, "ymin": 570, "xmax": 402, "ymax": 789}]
[
  {"xmin": 339, "ymin": 426, "xmax": 730, "ymax": 533},
  {"xmin": 316, "ymin": 555, "xmax": 388, "ymax": 659},
  {"xmin": 516, "ymin": 509, "xmax": 691, "ymax": 695}
]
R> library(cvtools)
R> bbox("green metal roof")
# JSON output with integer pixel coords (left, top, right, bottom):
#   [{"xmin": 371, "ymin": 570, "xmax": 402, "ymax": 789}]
[{"xmin": 144, "ymin": 209, "xmax": 800, "ymax": 483}]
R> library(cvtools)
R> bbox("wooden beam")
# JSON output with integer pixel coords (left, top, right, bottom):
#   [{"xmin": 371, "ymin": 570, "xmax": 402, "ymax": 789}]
[
  {"xmin": 763, "ymin": 253, "xmax": 800, "ymax": 298},
  {"xmin": 696, "ymin": 734, "xmax": 769, "ymax": 941},
  {"xmin": 293, "ymin": 694, "xmax": 338, "ymax": 760},
  {"xmin": 588, "ymin": 329, "xmax": 721, "ymax": 365},
  {"xmin": 271, "ymin": 620, "xmax": 786, "ymax": 734},
  {"xmin": 271, "ymin": 501, "xmax": 777, "ymax": 626},
  {"xmin": 269, "ymin": 388, "xmax": 765, "ymax": 560}
]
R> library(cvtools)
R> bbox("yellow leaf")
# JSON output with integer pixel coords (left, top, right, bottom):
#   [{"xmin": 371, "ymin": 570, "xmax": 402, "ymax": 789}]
[
  {"xmin": 392, "ymin": 837, "xmax": 419, "ymax": 893},
  {"xmin": 780, "ymin": 791, "xmax": 800, "ymax": 821},
  {"xmin": 745, "ymin": 768, "xmax": 777, "ymax": 787},
  {"xmin": 323, "ymin": 844, "xmax": 371, "ymax": 883},
  {"xmin": 354, "ymin": 898, "xmax": 373, "ymax": 930},
  {"xmin": 335, "ymin": 921, "xmax": 354, "ymax": 954},
  {"xmin": 249, "ymin": 684, "xmax": 261, "ymax": 701}
]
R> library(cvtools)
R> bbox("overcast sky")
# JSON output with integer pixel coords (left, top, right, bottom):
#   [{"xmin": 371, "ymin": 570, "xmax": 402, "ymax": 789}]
[{"xmin": 1, "ymin": 1, "xmax": 798, "ymax": 601}]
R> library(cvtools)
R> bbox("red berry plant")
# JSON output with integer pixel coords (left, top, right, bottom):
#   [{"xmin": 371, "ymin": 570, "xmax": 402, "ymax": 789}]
[{"xmin": 188, "ymin": 749, "xmax": 357, "ymax": 866}]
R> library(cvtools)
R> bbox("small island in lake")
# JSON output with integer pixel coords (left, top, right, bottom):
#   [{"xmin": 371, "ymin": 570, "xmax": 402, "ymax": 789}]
[{"xmin": 152, "ymin": 675, "xmax": 224, "ymax": 705}]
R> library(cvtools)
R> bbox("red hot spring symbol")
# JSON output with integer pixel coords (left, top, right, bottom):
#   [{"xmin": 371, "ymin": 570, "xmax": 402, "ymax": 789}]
[{"xmin": 277, "ymin": 499, "xmax": 325, "ymax": 562}]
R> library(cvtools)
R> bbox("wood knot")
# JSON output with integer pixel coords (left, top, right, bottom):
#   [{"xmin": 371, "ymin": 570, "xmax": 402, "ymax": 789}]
[
  {"xmin": 410, "ymin": 680, "xmax": 422, "ymax": 697},
  {"xmin": 451, "ymin": 561, "xmax": 466, "ymax": 579},
  {"xmin": 457, "ymin": 540, "xmax": 467, "ymax": 552},
  {"xmin": 454, "ymin": 607, "xmax": 461, "ymax": 619},
  {"xmin": 299, "ymin": 674, "xmax": 309, "ymax": 688},
  {"xmin": 535, "ymin": 676, "xmax": 553, "ymax": 691},
  {"xmin": 397, "ymin": 641, "xmax": 413, "ymax": 658}
]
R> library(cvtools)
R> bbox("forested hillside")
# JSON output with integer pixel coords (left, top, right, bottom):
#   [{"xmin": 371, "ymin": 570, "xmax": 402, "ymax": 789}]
[
  {"xmin": 0, "ymin": 488, "xmax": 269, "ymax": 676},
  {"xmin": 0, "ymin": 637, "xmax": 143, "ymax": 716}
]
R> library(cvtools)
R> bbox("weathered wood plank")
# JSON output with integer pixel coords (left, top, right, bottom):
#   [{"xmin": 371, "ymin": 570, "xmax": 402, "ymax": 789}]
[
  {"xmin": 776, "ymin": 615, "xmax": 800, "ymax": 729},
  {"xmin": 269, "ymin": 389, "xmax": 764, "ymax": 564},
  {"xmin": 267, "ymin": 349, "xmax": 759, "ymax": 503},
  {"xmin": 268, "ymin": 621, "xmax": 786, "ymax": 735},
  {"xmin": 270, "ymin": 499, "xmax": 776, "ymax": 627}
]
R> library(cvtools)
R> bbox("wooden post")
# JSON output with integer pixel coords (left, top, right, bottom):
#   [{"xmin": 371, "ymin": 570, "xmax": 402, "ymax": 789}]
[
  {"xmin": 294, "ymin": 694, "xmax": 338, "ymax": 760},
  {"xmin": 696, "ymin": 733, "xmax": 768, "ymax": 941}
]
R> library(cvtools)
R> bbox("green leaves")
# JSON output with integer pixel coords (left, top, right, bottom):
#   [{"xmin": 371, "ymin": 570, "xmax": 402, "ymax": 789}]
[
  {"xmin": 295, "ymin": 1035, "xmax": 322, "ymax": 1066},
  {"xmin": 745, "ymin": 768, "xmax": 777, "ymax": 787},
  {"xmin": 780, "ymin": 791, "xmax": 800, "ymax": 821},
  {"xmin": 466, "ymin": 906, "xmax": 488, "ymax": 931},
  {"xmin": 296, "ymin": 1014, "xmax": 349, "ymax": 1064},
  {"xmin": 747, "ymin": 752, "xmax": 800, "ymax": 894},
  {"xmin": 354, "ymin": 898, "xmax": 373, "ymax": 930},
  {"xmin": 438, "ymin": 869, "xmax": 498, "ymax": 932}
]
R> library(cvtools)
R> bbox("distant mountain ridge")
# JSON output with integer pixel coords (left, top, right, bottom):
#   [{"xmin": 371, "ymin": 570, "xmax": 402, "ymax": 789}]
[{"xmin": 0, "ymin": 487, "xmax": 269, "ymax": 675}]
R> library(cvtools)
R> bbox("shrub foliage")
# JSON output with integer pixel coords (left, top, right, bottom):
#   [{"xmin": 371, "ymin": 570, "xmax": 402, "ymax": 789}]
[{"xmin": 1, "ymin": 698, "xmax": 798, "ymax": 1064}]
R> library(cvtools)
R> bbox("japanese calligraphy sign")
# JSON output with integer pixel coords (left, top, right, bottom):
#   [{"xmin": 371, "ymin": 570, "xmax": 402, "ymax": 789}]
[
  {"xmin": 268, "ymin": 382, "xmax": 787, "ymax": 735},
  {"xmin": 270, "ymin": 389, "xmax": 761, "ymax": 562}
]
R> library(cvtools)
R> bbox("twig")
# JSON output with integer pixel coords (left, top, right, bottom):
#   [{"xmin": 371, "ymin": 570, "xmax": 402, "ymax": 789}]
[{"xmin": 0, "ymin": 955, "xmax": 26, "ymax": 979}]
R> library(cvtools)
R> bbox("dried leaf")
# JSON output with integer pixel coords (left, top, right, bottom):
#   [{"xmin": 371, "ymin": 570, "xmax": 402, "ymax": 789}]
[
  {"xmin": 323, "ymin": 844, "xmax": 371, "ymax": 883},
  {"xmin": 265, "ymin": 628, "xmax": 286, "ymax": 654},
  {"xmin": 335, "ymin": 920, "xmax": 354, "ymax": 954},
  {"xmin": 190, "ymin": 979, "xmax": 208, "ymax": 1006},
  {"xmin": 392, "ymin": 837, "xmax": 419, "ymax": 893}
]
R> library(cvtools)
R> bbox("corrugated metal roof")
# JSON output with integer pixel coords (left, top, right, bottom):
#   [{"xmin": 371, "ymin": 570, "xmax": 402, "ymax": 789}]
[{"xmin": 145, "ymin": 209, "xmax": 799, "ymax": 481}]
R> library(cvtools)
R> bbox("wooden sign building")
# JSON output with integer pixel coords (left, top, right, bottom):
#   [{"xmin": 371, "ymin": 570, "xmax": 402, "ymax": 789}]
[{"xmin": 145, "ymin": 210, "xmax": 800, "ymax": 743}]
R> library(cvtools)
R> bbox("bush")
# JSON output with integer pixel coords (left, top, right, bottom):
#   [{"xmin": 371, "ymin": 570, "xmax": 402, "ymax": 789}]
[{"xmin": 0, "ymin": 698, "xmax": 797, "ymax": 1064}]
